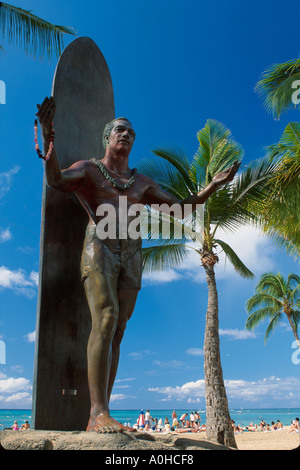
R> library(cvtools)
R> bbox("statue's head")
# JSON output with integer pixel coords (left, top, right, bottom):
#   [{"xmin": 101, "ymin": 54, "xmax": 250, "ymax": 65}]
[{"xmin": 102, "ymin": 117, "xmax": 135, "ymax": 150}]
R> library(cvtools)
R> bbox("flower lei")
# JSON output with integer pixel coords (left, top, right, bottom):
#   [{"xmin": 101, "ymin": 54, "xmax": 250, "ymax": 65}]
[
  {"xmin": 90, "ymin": 158, "xmax": 138, "ymax": 190},
  {"xmin": 34, "ymin": 119, "xmax": 55, "ymax": 161}
]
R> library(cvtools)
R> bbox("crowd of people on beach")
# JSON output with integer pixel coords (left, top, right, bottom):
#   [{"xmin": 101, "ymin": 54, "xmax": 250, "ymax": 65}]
[
  {"xmin": 132, "ymin": 410, "xmax": 206, "ymax": 433},
  {"xmin": 0, "ymin": 420, "xmax": 31, "ymax": 431},
  {"xmin": 130, "ymin": 410, "xmax": 300, "ymax": 435},
  {"xmin": 232, "ymin": 417, "xmax": 299, "ymax": 434}
]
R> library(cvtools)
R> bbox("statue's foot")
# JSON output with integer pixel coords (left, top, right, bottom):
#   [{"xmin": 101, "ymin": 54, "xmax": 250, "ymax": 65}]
[
  {"xmin": 111, "ymin": 417, "xmax": 137, "ymax": 432},
  {"xmin": 86, "ymin": 412, "xmax": 123, "ymax": 433}
]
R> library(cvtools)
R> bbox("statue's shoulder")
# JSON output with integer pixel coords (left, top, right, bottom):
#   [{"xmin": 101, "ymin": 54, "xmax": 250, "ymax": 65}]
[{"xmin": 69, "ymin": 159, "xmax": 98, "ymax": 171}]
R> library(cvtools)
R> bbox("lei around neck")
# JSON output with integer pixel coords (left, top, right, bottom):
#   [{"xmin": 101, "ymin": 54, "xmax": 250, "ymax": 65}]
[{"xmin": 91, "ymin": 158, "xmax": 138, "ymax": 190}]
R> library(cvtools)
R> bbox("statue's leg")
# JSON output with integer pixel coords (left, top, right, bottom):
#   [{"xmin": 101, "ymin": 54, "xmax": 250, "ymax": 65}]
[
  {"xmin": 83, "ymin": 270, "xmax": 122, "ymax": 433},
  {"xmin": 107, "ymin": 287, "xmax": 139, "ymax": 432},
  {"xmin": 107, "ymin": 287, "xmax": 139, "ymax": 401}
]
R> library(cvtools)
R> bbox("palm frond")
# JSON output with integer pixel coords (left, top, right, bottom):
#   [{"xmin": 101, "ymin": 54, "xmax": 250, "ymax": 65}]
[
  {"xmin": 142, "ymin": 243, "xmax": 190, "ymax": 273},
  {"xmin": 264, "ymin": 312, "xmax": 283, "ymax": 342},
  {"xmin": 192, "ymin": 119, "xmax": 243, "ymax": 186},
  {"xmin": 255, "ymin": 57, "xmax": 300, "ymax": 119},
  {"xmin": 151, "ymin": 148, "xmax": 197, "ymax": 194},
  {"xmin": 246, "ymin": 293, "xmax": 282, "ymax": 313},
  {"xmin": 136, "ymin": 152, "xmax": 194, "ymax": 200},
  {"xmin": 213, "ymin": 238, "xmax": 254, "ymax": 279},
  {"xmin": 255, "ymin": 272, "xmax": 286, "ymax": 298},
  {"xmin": 0, "ymin": 2, "xmax": 76, "ymax": 59},
  {"xmin": 210, "ymin": 157, "xmax": 275, "ymax": 235},
  {"xmin": 246, "ymin": 306, "xmax": 281, "ymax": 331}
]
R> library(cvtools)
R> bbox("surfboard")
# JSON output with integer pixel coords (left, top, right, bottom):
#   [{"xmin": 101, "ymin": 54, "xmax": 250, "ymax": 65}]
[{"xmin": 32, "ymin": 37, "xmax": 115, "ymax": 431}]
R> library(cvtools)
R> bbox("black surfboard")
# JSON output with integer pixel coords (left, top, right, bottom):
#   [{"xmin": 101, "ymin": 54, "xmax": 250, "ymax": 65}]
[{"xmin": 32, "ymin": 37, "xmax": 115, "ymax": 431}]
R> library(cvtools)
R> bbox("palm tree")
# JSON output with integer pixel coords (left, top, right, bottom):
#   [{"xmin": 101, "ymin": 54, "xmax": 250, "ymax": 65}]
[
  {"xmin": 254, "ymin": 123, "xmax": 300, "ymax": 259},
  {"xmin": 255, "ymin": 57, "xmax": 300, "ymax": 120},
  {"xmin": 137, "ymin": 119, "xmax": 274, "ymax": 448},
  {"xmin": 246, "ymin": 272, "xmax": 300, "ymax": 351},
  {"xmin": 0, "ymin": 2, "xmax": 76, "ymax": 59}
]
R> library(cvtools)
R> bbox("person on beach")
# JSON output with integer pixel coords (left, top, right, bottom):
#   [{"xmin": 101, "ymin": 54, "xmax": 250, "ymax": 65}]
[
  {"xmin": 180, "ymin": 413, "xmax": 188, "ymax": 426},
  {"xmin": 36, "ymin": 96, "xmax": 240, "ymax": 433},
  {"xmin": 11, "ymin": 421, "xmax": 19, "ymax": 430},
  {"xmin": 288, "ymin": 417, "xmax": 299, "ymax": 433},
  {"xmin": 194, "ymin": 411, "xmax": 201, "ymax": 426},
  {"xmin": 144, "ymin": 410, "xmax": 152, "ymax": 427},
  {"xmin": 21, "ymin": 421, "xmax": 30, "ymax": 430}
]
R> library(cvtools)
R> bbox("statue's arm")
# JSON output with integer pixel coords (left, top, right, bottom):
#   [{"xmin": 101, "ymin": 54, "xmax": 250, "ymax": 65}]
[
  {"xmin": 143, "ymin": 161, "xmax": 240, "ymax": 216},
  {"xmin": 36, "ymin": 97, "xmax": 86, "ymax": 192}
]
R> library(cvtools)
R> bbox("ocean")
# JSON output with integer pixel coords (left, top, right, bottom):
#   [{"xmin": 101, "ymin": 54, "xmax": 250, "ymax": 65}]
[{"xmin": 0, "ymin": 408, "xmax": 299, "ymax": 430}]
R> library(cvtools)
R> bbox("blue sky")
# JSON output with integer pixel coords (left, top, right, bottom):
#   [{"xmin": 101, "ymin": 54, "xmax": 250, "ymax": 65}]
[{"xmin": 1, "ymin": 0, "xmax": 300, "ymax": 411}]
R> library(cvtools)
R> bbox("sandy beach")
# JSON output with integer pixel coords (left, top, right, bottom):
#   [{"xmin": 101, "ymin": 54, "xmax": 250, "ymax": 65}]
[
  {"xmin": 153, "ymin": 426, "xmax": 300, "ymax": 450},
  {"xmin": 233, "ymin": 426, "xmax": 299, "ymax": 450}
]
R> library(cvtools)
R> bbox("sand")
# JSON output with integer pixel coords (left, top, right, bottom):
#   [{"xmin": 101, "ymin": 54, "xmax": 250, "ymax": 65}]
[
  {"xmin": 154, "ymin": 426, "xmax": 299, "ymax": 450},
  {"xmin": 233, "ymin": 426, "xmax": 299, "ymax": 450}
]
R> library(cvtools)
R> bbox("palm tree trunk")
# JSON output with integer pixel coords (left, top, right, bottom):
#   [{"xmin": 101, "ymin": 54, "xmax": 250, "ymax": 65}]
[{"xmin": 203, "ymin": 263, "xmax": 237, "ymax": 448}]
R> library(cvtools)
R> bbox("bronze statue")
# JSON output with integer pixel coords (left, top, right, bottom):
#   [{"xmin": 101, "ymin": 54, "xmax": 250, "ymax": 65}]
[{"xmin": 36, "ymin": 96, "xmax": 240, "ymax": 433}]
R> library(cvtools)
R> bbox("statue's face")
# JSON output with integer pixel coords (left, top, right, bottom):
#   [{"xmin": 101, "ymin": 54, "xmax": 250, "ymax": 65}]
[{"xmin": 107, "ymin": 120, "xmax": 135, "ymax": 151}]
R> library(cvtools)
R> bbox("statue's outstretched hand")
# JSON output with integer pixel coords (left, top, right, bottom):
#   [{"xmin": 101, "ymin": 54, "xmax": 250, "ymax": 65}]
[
  {"xmin": 36, "ymin": 96, "xmax": 56, "ymax": 137},
  {"xmin": 212, "ymin": 161, "xmax": 241, "ymax": 188}
]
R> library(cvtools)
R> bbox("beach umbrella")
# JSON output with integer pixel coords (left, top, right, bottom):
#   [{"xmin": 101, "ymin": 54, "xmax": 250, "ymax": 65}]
[{"xmin": 138, "ymin": 410, "xmax": 145, "ymax": 428}]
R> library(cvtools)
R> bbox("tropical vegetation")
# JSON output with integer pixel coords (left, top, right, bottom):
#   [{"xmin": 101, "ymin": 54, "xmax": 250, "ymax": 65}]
[
  {"xmin": 0, "ymin": 2, "xmax": 76, "ymax": 58},
  {"xmin": 246, "ymin": 272, "xmax": 300, "ymax": 351},
  {"xmin": 137, "ymin": 119, "xmax": 274, "ymax": 447},
  {"xmin": 255, "ymin": 56, "xmax": 300, "ymax": 120},
  {"xmin": 254, "ymin": 57, "xmax": 300, "ymax": 260}
]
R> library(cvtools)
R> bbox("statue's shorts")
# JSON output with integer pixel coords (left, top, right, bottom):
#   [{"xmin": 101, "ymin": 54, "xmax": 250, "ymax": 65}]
[{"xmin": 81, "ymin": 223, "xmax": 143, "ymax": 291}]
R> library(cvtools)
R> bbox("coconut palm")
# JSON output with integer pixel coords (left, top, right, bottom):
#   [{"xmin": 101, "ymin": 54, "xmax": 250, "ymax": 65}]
[
  {"xmin": 0, "ymin": 2, "xmax": 76, "ymax": 59},
  {"xmin": 254, "ymin": 123, "xmax": 300, "ymax": 259},
  {"xmin": 137, "ymin": 119, "xmax": 274, "ymax": 448},
  {"xmin": 246, "ymin": 272, "xmax": 300, "ymax": 351},
  {"xmin": 255, "ymin": 57, "xmax": 300, "ymax": 120}
]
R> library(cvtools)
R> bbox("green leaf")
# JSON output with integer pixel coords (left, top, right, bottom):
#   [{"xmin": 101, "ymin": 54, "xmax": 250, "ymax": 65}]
[
  {"xmin": 142, "ymin": 243, "xmax": 190, "ymax": 273},
  {"xmin": 255, "ymin": 57, "xmax": 300, "ymax": 119},
  {"xmin": 0, "ymin": 2, "xmax": 76, "ymax": 59},
  {"xmin": 213, "ymin": 238, "xmax": 254, "ymax": 279}
]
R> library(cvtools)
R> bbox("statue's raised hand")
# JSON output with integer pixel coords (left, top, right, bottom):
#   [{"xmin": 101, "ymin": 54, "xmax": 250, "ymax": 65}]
[
  {"xmin": 36, "ymin": 96, "xmax": 56, "ymax": 137},
  {"xmin": 212, "ymin": 161, "xmax": 241, "ymax": 188}
]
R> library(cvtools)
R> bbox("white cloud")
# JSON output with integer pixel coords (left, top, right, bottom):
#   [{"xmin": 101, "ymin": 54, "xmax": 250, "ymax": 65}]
[
  {"xmin": 115, "ymin": 378, "xmax": 136, "ymax": 383},
  {"xmin": 142, "ymin": 270, "xmax": 183, "ymax": 285},
  {"xmin": 0, "ymin": 166, "xmax": 20, "ymax": 199},
  {"xmin": 29, "ymin": 271, "xmax": 39, "ymax": 286},
  {"xmin": 128, "ymin": 350, "xmax": 155, "ymax": 360},
  {"xmin": 214, "ymin": 224, "xmax": 275, "ymax": 280},
  {"xmin": 25, "ymin": 331, "xmax": 36, "ymax": 343},
  {"xmin": 186, "ymin": 347, "xmax": 204, "ymax": 356},
  {"xmin": 219, "ymin": 328, "xmax": 257, "ymax": 340},
  {"xmin": 154, "ymin": 360, "xmax": 185, "ymax": 369},
  {"xmin": 0, "ymin": 376, "xmax": 32, "ymax": 394},
  {"xmin": 142, "ymin": 225, "xmax": 276, "ymax": 286},
  {"xmin": 0, "ymin": 228, "xmax": 12, "ymax": 243},
  {"xmin": 148, "ymin": 376, "xmax": 300, "ymax": 405},
  {"xmin": 0, "ymin": 266, "xmax": 38, "ymax": 297},
  {"xmin": 0, "ymin": 375, "xmax": 32, "ymax": 408},
  {"xmin": 149, "ymin": 379, "xmax": 205, "ymax": 402},
  {"xmin": 110, "ymin": 393, "xmax": 136, "ymax": 402}
]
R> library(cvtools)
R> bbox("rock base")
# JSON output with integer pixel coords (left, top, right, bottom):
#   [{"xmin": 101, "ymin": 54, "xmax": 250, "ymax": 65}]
[{"xmin": 0, "ymin": 429, "xmax": 231, "ymax": 451}]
